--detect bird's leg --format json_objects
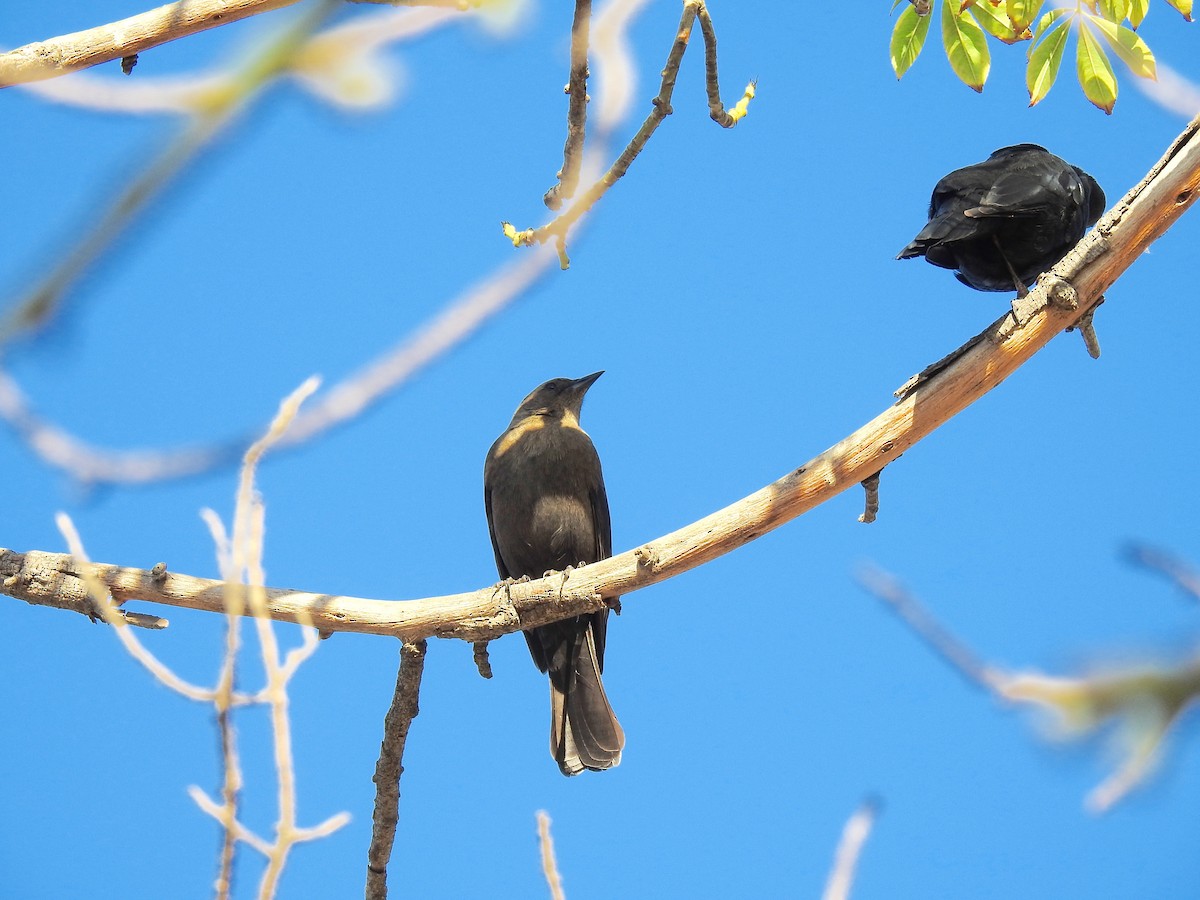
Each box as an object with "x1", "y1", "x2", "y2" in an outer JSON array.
[{"x1": 993, "y1": 234, "x2": 1029, "y2": 297}]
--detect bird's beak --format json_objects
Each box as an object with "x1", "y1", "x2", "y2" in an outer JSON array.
[{"x1": 572, "y1": 371, "x2": 604, "y2": 394}]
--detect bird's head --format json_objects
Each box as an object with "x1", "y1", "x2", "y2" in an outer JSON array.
[{"x1": 509, "y1": 371, "x2": 604, "y2": 427}]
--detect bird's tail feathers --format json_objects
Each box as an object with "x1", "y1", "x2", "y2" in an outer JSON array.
[{"x1": 550, "y1": 622, "x2": 624, "y2": 776}]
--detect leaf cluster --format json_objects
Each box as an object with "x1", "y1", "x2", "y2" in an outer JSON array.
[{"x1": 890, "y1": 0, "x2": 1192, "y2": 112}]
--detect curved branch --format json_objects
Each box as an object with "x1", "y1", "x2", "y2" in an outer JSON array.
[{"x1": 4, "y1": 112, "x2": 1199, "y2": 642}]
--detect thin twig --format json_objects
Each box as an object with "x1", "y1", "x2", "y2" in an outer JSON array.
[
  {"x1": 544, "y1": 0, "x2": 593, "y2": 210},
  {"x1": 822, "y1": 797, "x2": 881, "y2": 900},
  {"x1": 536, "y1": 811, "x2": 566, "y2": 900},
  {"x1": 366, "y1": 640, "x2": 428, "y2": 900},
  {"x1": 504, "y1": 0, "x2": 755, "y2": 267}
]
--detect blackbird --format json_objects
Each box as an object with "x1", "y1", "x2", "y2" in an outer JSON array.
[
  {"x1": 484, "y1": 372, "x2": 624, "y2": 776},
  {"x1": 898, "y1": 144, "x2": 1105, "y2": 294}
]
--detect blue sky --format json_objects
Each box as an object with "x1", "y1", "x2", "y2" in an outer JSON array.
[{"x1": 3, "y1": 2, "x2": 1199, "y2": 897}]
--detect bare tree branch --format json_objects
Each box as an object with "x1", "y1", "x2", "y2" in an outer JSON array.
[
  {"x1": 4, "y1": 111, "x2": 1200, "y2": 646},
  {"x1": 366, "y1": 640, "x2": 428, "y2": 900}
]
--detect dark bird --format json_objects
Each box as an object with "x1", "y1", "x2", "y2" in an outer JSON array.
[
  {"x1": 898, "y1": 144, "x2": 1105, "y2": 294},
  {"x1": 484, "y1": 372, "x2": 624, "y2": 776}
]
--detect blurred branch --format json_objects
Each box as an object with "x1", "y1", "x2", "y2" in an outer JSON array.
[
  {"x1": 857, "y1": 566, "x2": 1001, "y2": 691},
  {"x1": 822, "y1": 797, "x2": 880, "y2": 900},
  {"x1": 1126, "y1": 543, "x2": 1200, "y2": 602},
  {"x1": 1002, "y1": 660, "x2": 1200, "y2": 812},
  {"x1": 503, "y1": 0, "x2": 755, "y2": 268},
  {"x1": 365, "y1": 639, "x2": 428, "y2": 900},
  {"x1": 861, "y1": 563, "x2": 1200, "y2": 812},
  {"x1": 536, "y1": 811, "x2": 566, "y2": 900},
  {"x1": 0, "y1": 0, "x2": 645, "y2": 489},
  {"x1": 543, "y1": 0, "x2": 592, "y2": 210},
  {"x1": 0, "y1": 0, "x2": 343, "y2": 349}
]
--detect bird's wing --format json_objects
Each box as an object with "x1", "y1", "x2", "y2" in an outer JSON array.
[
  {"x1": 589, "y1": 480, "x2": 613, "y2": 670},
  {"x1": 968, "y1": 159, "x2": 1074, "y2": 218},
  {"x1": 483, "y1": 486, "x2": 511, "y2": 581}
]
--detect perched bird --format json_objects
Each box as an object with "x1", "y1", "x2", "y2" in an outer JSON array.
[
  {"x1": 898, "y1": 144, "x2": 1105, "y2": 294},
  {"x1": 484, "y1": 372, "x2": 624, "y2": 776}
]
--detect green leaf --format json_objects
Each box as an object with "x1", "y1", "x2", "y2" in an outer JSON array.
[
  {"x1": 1128, "y1": 0, "x2": 1149, "y2": 27},
  {"x1": 891, "y1": 6, "x2": 933, "y2": 77},
  {"x1": 1007, "y1": 0, "x2": 1045, "y2": 32},
  {"x1": 893, "y1": 0, "x2": 905, "y2": 11},
  {"x1": 1163, "y1": 0, "x2": 1193, "y2": 22},
  {"x1": 1077, "y1": 20, "x2": 1118, "y2": 113},
  {"x1": 1026, "y1": 15, "x2": 1070, "y2": 104},
  {"x1": 1098, "y1": 0, "x2": 1132, "y2": 23},
  {"x1": 942, "y1": 0, "x2": 991, "y2": 91},
  {"x1": 1029, "y1": 7, "x2": 1071, "y2": 50},
  {"x1": 1088, "y1": 14, "x2": 1157, "y2": 79},
  {"x1": 970, "y1": 0, "x2": 1031, "y2": 42}
]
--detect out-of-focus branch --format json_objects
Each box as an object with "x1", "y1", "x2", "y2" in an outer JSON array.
[
  {"x1": 857, "y1": 567, "x2": 1001, "y2": 690},
  {"x1": 822, "y1": 798, "x2": 880, "y2": 900},
  {"x1": 503, "y1": 0, "x2": 755, "y2": 268},
  {"x1": 1126, "y1": 543, "x2": 1200, "y2": 602},
  {"x1": 365, "y1": 640, "x2": 428, "y2": 900},
  {"x1": 543, "y1": 0, "x2": 593, "y2": 210},
  {"x1": 861, "y1": 564, "x2": 1200, "y2": 812},
  {"x1": 0, "y1": 0, "x2": 647, "y2": 489},
  {"x1": 0, "y1": 0, "x2": 343, "y2": 349}
]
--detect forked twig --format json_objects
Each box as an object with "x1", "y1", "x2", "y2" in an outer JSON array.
[{"x1": 503, "y1": 0, "x2": 754, "y2": 268}]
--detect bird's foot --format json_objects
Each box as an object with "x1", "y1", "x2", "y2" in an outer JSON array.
[
  {"x1": 491, "y1": 575, "x2": 530, "y2": 601},
  {"x1": 606, "y1": 597, "x2": 623, "y2": 615}
]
